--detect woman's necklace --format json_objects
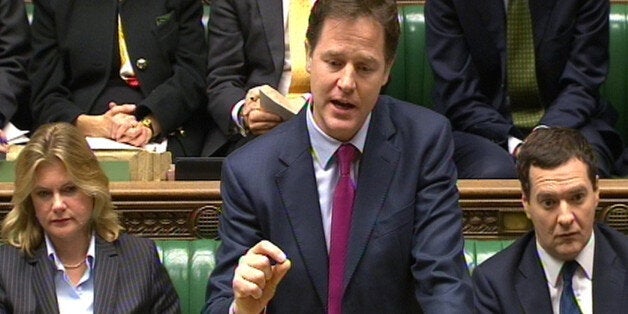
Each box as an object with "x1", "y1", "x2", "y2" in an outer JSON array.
[{"x1": 62, "y1": 259, "x2": 86, "y2": 270}]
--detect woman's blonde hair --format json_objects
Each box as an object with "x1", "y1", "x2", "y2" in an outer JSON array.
[{"x1": 1, "y1": 122, "x2": 123, "y2": 256}]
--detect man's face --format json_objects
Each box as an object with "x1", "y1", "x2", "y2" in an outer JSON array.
[
  {"x1": 522, "y1": 157, "x2": 599, "y2": 261},
  {"x1": 307, "y1": 16, "x2": 392, "y2": 142}
]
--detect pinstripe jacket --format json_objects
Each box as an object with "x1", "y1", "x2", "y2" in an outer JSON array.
[{"x1": 0, "y1": 233, "x2": 180, "y2": 313}]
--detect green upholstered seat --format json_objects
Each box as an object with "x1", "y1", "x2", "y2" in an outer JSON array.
[
  {"x1": 603, "y1": 4, "x2": 628, "y2": 144},
  {"x1": 464, "y1": 239, "x2": 516, "y2": 273},
  {"x1": 384, "y1": 5, "x2": 434, "y2": 108},
  {"x1": 154, "y1": 238, "x2": 514, "y2": 314},
  {"x1": 156, "y1": 239, "x2": 220, "y2": 314}
]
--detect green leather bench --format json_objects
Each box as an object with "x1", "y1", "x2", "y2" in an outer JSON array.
[
  {"x1": 155, "y1": 238, "x2": 514, "y2": 313},
  {"x1": 156, "y1": 239, "x2": 220, "y2": 314},
  {"x1": 464, "y1": 239, "x2": 516, "y2": 273}
]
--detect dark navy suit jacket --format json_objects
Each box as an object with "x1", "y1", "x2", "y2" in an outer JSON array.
[
  {"x1": 426, "y1": 0, "x2": 622, "y2": 157},
  {"x1": 0, "y1": 234, "x2": 180, "y2": 313},
  {"x1": 205, "y1": 95, "x2": 474, "y2": 313},
  {"x1": 472, "y1": 223, "x2": 628, "y2": 313}
]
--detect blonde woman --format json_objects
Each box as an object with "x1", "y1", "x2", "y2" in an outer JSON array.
[{"x1": 0, "y1": 122, "x2": 180, "y2": 313}]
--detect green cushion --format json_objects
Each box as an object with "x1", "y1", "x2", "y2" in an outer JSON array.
[
  {"x1": 156, "y1": 239, "x2": 220, "y2": 314},
  {"x1": 463, "y1": 239, "x2": 477, "y2": 272},
  {"x1": 471, "y1": 239, "x2": 515, "y2": 268},
  {"x1": 603, "y1": 4, "x2": 628, "y2": 143},
  {"x1": 384, "y1": 5, "x2": 434, "y2": 108}
]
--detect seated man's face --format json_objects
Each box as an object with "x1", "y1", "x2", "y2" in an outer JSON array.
[
  {"x1": 522, "y1": 157, "x2": 599, "y2": 261},
  {"x1": 307, "y1": 16, "x2": 392, "y2": 142}
]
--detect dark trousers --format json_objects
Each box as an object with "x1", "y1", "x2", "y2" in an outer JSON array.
[{"x1": 453, "y1": 125, "x2": 616, "y2": 179}]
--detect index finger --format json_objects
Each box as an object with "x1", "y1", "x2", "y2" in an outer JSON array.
[
  {"x1": 247, "y1": 240, "x2": 287, "y2": 265},
  {"x1": 252, "y1": 110, "x2": 283, "y2": 123},
  {"x1": 108, "y1": 104, "x2": 137, "y2": 115}
]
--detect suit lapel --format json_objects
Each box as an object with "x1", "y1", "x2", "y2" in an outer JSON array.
[
  {"x1": 515, "y1": 237, "x2": 553, "y2": 314},
  {"x1": 474, "y1": 0, "x2": 506, "y2": 50},
  {"x1": 529, "y1": 0, "x2": 557, "y2": 50},
  {"x1": 30, "y1": 246, "x2": 60, "y2": 314},
  {"x1": 343, "y1": 99, "x2": 400, "y2": 293},
  {"x1": 93, "y1": 236, "x2": 120, "y2": 313},
  {"x1": 79, "y1": 0, "x2": 116, "y2": 113},
  {"x1": 258, "y1": 0, "x2": 285, "y2": 81},
  {"x1": 470, "y1": 0, "x2": 506, "y2": 78},
  {"x1": 592, "y1": 228, "x2": 626, "y2": 313},
  {"x1": 276, "y1": 111, "x2": 329, "y2": 307}
]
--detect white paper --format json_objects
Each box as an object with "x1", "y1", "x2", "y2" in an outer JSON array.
[
  {"x1": 3, "y1": 122, "x2": 29, "y2": 144},
  {"x1": 86, "y1": 137, "x2": 141, "y2": 150},
  {"x1": 86, "y1": 136, "x2": 167, "y2": 153}
]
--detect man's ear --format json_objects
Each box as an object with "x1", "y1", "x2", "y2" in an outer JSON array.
[
  {"x1": 522, "y1": 193, "x2": 531, "y2": 219},
  {"x1": 305, "y1": 40, "x2": 312, "y2": 72}
]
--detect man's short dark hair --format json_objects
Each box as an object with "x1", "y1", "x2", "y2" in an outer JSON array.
[
  {"x1": 517, "y1": 127, "x2": 598, "y2": 198},
  {"x1": 306, "y1": 0, "x2": 400, "y2": 65}
]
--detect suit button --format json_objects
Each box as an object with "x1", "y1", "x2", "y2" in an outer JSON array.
[{"x1": 136, "y1": 58, "x2": 148, "y2": 70}]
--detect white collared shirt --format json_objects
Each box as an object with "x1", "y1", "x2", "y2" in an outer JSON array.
[
  {"x1": 536, "y1": 232, "x2": 594, "y2": 314},
  {"x1": 46, "y1": 233, "x2": 96, "y2": 314},
  {"x1": 305, "y1": 100, "x2": 370, "y2": 250}
]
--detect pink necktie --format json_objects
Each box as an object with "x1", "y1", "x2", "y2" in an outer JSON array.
[{"x1": 328, "y1": 143, "x2": 359, "y2": 314}]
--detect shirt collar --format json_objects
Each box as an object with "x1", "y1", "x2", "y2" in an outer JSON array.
[
  {"x1": 306, "y1": 98, "x2": 369, "y2": 169},
  {"x1": 46, "y1": 232, "x2": 96, "y2": 270},
  {"x1": 537, "y1": 231, "x2": 595, "y2": 287}
]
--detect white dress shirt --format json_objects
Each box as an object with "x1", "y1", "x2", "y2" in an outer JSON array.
[
  {"x1": 305, "y1": 99, "x2": 370, "y2": 250},
  {"x1": 537, "y1": 232, "x2": 594, "y2": 314}
]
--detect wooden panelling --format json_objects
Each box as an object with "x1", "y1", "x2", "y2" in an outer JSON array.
[
  {"x1": 0, "y1": 180, "x2": 625, "y2": 240},
  {"x1": 458, "y1": 180, "x2": 628, "y2": 239}
]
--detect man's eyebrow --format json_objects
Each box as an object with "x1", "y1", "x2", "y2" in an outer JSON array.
[
  {"x1": 535, "y1": 191, "x2": 556, "y2": 200},
  {"x1": 535, "y1": 185, "x2": 588, "y2": 199}
]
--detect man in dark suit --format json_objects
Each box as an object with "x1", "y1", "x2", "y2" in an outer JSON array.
[
  {"x1": 204, "y1": 0, "x2": 473, "y2": 313},
  {"x1": 29, "y1": 0, "x2": 210, "y2": 157},
  {"x1": 0, "y1": 0, "x2": 31, "y2": 149},
  {"x1": 426, "y1": 0, "x2": 623, "y2": 178},
  {"x1": 472, "y1": 127, "x2": 628, "y2": 313},
  {"x1": 204, "y1": 0, "x2": 313, "y2": 156}
]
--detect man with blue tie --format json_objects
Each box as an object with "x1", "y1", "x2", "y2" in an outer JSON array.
[
  {"x1": 203, "y1": 0, "x2": 473, "y2": 313},
  {"x1": 472, "y1": 127, "x2": 628, "y2": 313}
]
